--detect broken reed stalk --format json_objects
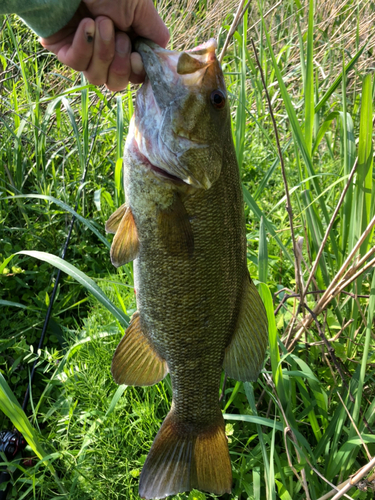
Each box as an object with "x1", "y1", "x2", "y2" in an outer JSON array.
[
  {"x1": 288, "y1": 215, "x2": 375, "y2": 349},
  {"x1": 250, "y1": 37, "x2": 304, "y2": 303},
  {"x1": 327, "y1": 456, "x2": 375, "y2": 500}
]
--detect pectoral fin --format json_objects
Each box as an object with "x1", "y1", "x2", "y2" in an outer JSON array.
[
  {"x1": 111, "y1": 312, "x2": 168, "y2": 386},
  {"x1": 157, "y1": 194, "x2": 194, "y2": 256},
  {"x1": 107, "y1": 205, "x2": 140, "y2": 267},
  {"x1": 105, "y1": 203, "x2": 127, "y2": 234},
  {"x1": 223, "y1": 275, "x2": 268, "y2": 381}
]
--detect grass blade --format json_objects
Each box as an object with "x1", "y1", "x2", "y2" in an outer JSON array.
[
  {"x1": 315, "y1": 44, "x2": 367, "y2": 114},
  {"x1": 354, "y1": 73, "x2": 374, "y2": 254},
  {"x1": 258, "y1": 283, "x2": 285, "y2": 404},
  {"x1": 258, "y1": 217, "x2": 268, "y2": 283},
  {"x1": 0, "y1": 374, "x2": 66, "y2": 494},
  {"x1": 15, "y1": 251, "x2": 129, "y2": 327},
  {"x1": 242, "y1": 185, "x2": 293, "y2": 264},
  {"x1": 304, "y1": 0, "x2": 315, "y2": 153},
  {"x1": 4, "y1": 194, "x2": 110, "y2": 249}
]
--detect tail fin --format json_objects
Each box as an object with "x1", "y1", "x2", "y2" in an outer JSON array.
[{"x1": 139, "y1": 409, "x2": 232, "y2": 499}]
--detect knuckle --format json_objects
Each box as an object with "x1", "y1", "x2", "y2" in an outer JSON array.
[
  {"x1": 98, "y1": 48, "x2": 115, "y2": 63},
  {"x1": 84, "y1": 73, "x2": 106, "y2": 86}
]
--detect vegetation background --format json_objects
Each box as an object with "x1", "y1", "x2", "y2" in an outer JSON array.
[{"x1": 1, "y1": 0, "x2": 375, "y2": 499}]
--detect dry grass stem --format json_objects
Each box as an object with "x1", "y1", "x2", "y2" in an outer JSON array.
[
  {"x1": 328, "y1": 456, "x2": 375, "y2": 500},
  {"x1": 337, "y1": 393, "x2": 372, "y2": 461},
  {"x1": 289, "y1": 216, "x2": 375, "y2": 349},
  {"x1": 263, "y1": 374, "x2": 312, "y2": 500},
  {"x1": 218, "y1": 0, "x2": 247, "y2": 63},
  {"x1": 263, "y1": 373, "x2": 356, "y2": 500}
]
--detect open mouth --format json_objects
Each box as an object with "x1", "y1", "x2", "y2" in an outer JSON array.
[
  {"x1": 132, "y1": 138, "x2": 187, "y2": 186},
  {"x1": 148, "y1": 163, "x2": 187, "y2": 185}
]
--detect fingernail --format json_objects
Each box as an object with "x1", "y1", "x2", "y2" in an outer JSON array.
[
  {"x1": 116, "y1": 37, "x2": 128, "y2": 57},
  {"x1": 99, "y1": 19, "x2": 113, "y2": 42}
]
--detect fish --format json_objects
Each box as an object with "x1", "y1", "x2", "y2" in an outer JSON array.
[{"x1": 105, "y1": 38, "x2": 268, "y2": 499}]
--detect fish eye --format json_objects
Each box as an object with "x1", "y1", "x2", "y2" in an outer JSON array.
[{"x1": 210, "y1": 90, "x2": 226, "y2": 109}]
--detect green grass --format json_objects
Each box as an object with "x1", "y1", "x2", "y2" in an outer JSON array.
[{"x1": 1, "y1": 1, "x2": 375, "y2": 499}]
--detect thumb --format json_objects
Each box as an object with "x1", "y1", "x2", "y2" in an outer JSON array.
[{"x1": 132, "y1": 0, "x2": 169, "y2": 48}]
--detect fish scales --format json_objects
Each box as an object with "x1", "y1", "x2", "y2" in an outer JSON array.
[
  {"x1": 128, "y1": 143, "x2": 245, "y2": 423},
  {"x1": 107, "y1": 38, "x2": 268, "y2": 499}
]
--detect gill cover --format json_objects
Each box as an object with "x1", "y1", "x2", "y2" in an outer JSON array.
[{"x1": 134, "y1": 39, "x2": 229, "y2": 190}]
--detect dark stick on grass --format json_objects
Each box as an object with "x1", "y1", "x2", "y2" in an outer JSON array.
[
  {"x1": 274, "y1": 289, "x2": 370, "y2": 317},
  {"x1": 250, "y1": 38, "x2": 304, "y2": 306},
  {"x1": 22, "y1": 99, "x2": 104, "y2": 412}
]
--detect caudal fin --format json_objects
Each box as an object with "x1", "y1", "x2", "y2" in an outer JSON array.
[{"x1": 139, "y1": 409, "x2": 232, "y2": 499}]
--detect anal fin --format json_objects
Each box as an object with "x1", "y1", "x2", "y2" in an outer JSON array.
[
  {"x1": 223, "y1": 274, "x2": 268, "y2": 381},
  {"x1": 107, "y1": 205, "x2": 140, "y2": 267},
  {"x1": 111, "y1": 312, "x2": 168, "y2": 386}
]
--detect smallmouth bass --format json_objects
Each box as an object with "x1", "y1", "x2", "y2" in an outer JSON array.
[{"x1": 106, "y1": 38, "x2": 268, "y2": 499}]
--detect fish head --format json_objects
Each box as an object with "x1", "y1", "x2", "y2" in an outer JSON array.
[{"x1": 133, "y1": 38, "x2": 230, "y2": 190}]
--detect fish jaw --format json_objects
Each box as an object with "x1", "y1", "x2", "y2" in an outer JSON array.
[{"x1": 133, "y1": 38, "x2": 231, "y2": 190}]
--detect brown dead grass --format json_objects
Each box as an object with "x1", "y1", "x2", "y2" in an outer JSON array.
[{"x1": 158, "y1": 0, "x2": 375, "y2": 75}]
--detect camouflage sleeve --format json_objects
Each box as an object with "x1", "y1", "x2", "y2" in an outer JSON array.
[{"x1": 0, "y1": 0, "x2": 82, "y2": 37}]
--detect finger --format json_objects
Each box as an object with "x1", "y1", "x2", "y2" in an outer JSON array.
[
  {"x1": 84, "y1": 16, "x2": 115, "y2": 86},
  {"x1": 133, "y1": 0, "x2": 170, "y2": 48},
  {"x1": 106, "y1": 32, "x2": 132, "y2": 92},
  {"x1": 129, "y1": 52, "x2": 145, "y2": 85},
  {"x1": 43, "y1": 18, "x2": 95, "y2": 72}
]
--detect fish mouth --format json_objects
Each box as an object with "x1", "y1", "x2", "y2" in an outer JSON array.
[
  {"x1": 134, "y1": 39, "x2": 178, "y2": 108},
  {"x1": 133, "y1": 38, "x2": 222, "y2": 190},
  {"x1": 131, "y1": 137, "x2": 188, "y2": 186},
  {"x1": 149, "y1": 163, "x2": 188, "y2": 185},
  {"x1": 134, "y1": 37, "x2": 218, "y2": 104}
]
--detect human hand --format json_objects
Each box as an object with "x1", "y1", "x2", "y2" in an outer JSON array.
[{"x1": 39, "y1": 0, "x2": 170, "y2": 92}]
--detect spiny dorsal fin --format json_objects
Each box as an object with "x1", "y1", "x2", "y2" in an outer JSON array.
[
  {"x1": 109, "y1": 206, "x2": 140, "y2": 267},
  {"x1": 157, "y1": 194, "x2": 194, "y2": 257},
  {"x1": 223, "y1": 274, "x2": 268, "y2": 381},
  {"x1": 105, "y1": 203, "x2": 127, "y2": 234},
  {"x1": 111, "y1": 312, "x2": 168, "y2": 386}
]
